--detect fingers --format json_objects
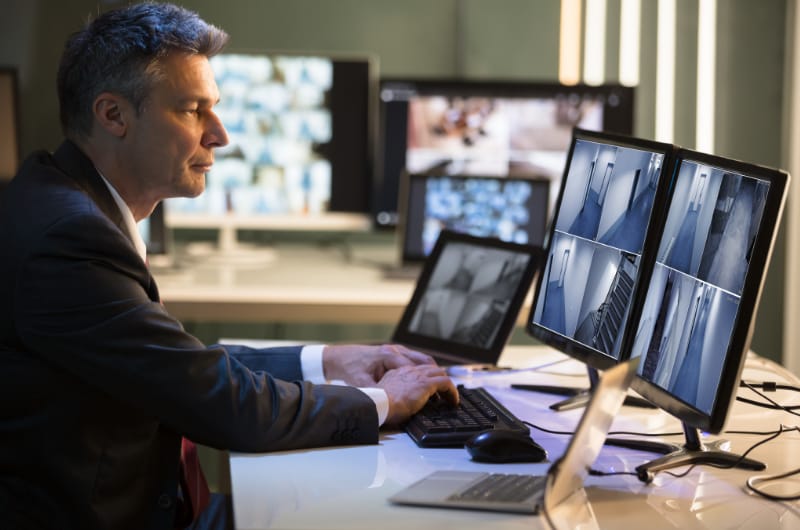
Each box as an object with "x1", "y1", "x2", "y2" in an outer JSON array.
[
  {"x1": 377, "y1": 364, "x2": 459, "y2": 426},
  {"x1": 379, "y1": 344, "x2": 437, "y2": 368}
]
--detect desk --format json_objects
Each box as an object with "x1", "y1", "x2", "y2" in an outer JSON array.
[
  {"x1": 154, "y1": 241, "x2": 415, "y2": 324},
  {"x1": 154, "y1": 241, "x2": 534, "y2": 326},
  {"x1": 229, "y1": 345, "x2": 800, "y2": 529}
]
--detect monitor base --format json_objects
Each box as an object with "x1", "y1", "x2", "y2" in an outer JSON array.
[{"x1": 635, "y1": 424, "x2": 766, "y2": 483}]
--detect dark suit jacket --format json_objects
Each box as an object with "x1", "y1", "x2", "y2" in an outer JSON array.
[{"x1": 0, "y1": 141, "x2": 378, "y2": 530}]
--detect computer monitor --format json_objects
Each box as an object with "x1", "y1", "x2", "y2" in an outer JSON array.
[
  {"x1": 398, "y1": 173, "x2": 550, "y2": 264},
  {"x1": 138, "y1": 202, "x2": 169, "y2": 256},
  {"x1": 526, "y1": 128, "x2": 675, "y2": 411},
  {"x1": 166, "y1": 51, "x2": 375, "y2": 219},
  {"x1": 628, "y1": 149, "x2": 789, "y2": 480},
  {"x1": 373, "y1": 79, "x2": 635, "y2": 228}
]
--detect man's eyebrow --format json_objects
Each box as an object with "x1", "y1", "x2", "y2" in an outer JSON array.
[{"x1": 178, "y1": 94, "x2": 220, "y2": 106}]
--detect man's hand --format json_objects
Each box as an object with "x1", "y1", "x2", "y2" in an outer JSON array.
[
  {"x1": 375, "y1": 364, "x2": 459, "y2": 427},
  {"x1": 322, "y1": 343, "x2": 437, "y2": 387}
]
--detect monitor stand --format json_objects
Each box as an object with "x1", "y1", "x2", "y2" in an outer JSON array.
[
  {"x1": 634, "y1": 423, "x2": 766, "y2": 483},
  {"x1": 514, "y1": 365, "x2": 655, "y2": 411},
  {"x1": 514, "y1": 366, "x2": 680, "y2": 455}
]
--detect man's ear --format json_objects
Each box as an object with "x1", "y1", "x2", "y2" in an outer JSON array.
[{"x1": 92, "y1": 92, "x2": 130, "y2": 138}]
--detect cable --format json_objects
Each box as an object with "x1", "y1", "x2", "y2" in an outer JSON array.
[
  {"x1": 740, "y1": 380, "x2": 800, "y2": 393},
  {"x1": 739, "y1": 381, "x2": 800, "y2": 418},
  {"x1": 746, "y1": 465, "x2": 800, "y2": 501}
]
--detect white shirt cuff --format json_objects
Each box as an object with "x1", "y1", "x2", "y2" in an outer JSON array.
[
  {"x1": 300, "y1": 344, "x2": 389, "y2": 427},
  {"x1": 300, "y1": 344, "x2": 326, "y2": 384},
  {"x1": 357, "y1": 387, "x2": 390, "y2": 427}
]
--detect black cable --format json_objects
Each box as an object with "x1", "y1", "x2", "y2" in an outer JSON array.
[
  {"x1": 740, "y1": 380, "x2": 800, "y2": 393},
  {"x1": 739, "y1": 381, "x2": 800, "y2": 418},
  {"x1": 746, "y1": 465, "x2": 800, "y2": 501}
]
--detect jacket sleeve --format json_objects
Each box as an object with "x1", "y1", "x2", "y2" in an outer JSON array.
[
  {"x1": 219, "y1": 344, "x2": 305, "y2": 382},
  {"x1": 13, "y1": 211, "x2": 378, "y2": 452}
]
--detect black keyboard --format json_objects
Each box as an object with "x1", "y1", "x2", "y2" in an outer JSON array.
[{"x1": 404, "y1": 385, "x2": 529, "y2": 447}]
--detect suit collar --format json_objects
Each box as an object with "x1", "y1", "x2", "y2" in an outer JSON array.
[{"x1": 52, "y1": 140, "x2": 126, "y2": 232}]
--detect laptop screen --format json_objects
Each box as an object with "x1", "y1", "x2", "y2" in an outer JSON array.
[{"x1": 392, "y1": 230, "x2": 542, "y2": 365}]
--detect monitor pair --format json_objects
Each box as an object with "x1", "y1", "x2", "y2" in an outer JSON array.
[{"x1": 528, "y1": 128, "x2": 789, "y2": 480}]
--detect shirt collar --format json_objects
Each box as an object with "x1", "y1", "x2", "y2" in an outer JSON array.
[{"x1": 97, "y1": 173, "x2": 148, "y2": 263}]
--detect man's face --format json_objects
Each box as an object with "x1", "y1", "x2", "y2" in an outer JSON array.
[{"x1": 122, "y1": 51, "x2": 228, "y2": 203}]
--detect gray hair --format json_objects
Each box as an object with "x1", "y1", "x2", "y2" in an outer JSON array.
[{"x1": 57, "y1": 2, "x2": 229, "y2": 138}]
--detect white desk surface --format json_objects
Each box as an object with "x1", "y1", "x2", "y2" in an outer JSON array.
[
  {"x1": 153, "y1": 241, "x2": 535, "y2": 326},
  {"x1": 154, "y1": 241, "x2": 415, "y2": 324},
  {"x1": 229, "y1": 345, "x2": 800, "y2": 530}
]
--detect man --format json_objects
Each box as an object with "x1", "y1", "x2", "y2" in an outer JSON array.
[{"x1": 0, "y1": 3, "x2": 458, "y2": 529}]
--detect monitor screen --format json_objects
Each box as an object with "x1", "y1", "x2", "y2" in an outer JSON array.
[
  {"x1": 392, "y1": 229, "x2": 543, "y2": 366},
  {"x1": 399, "y1": 173, "x2": 550, "y2": 263},
  {"x1": 166, "y1": 52, "x2": 375, "y2": 218},
  {"x1": 373, "y1": 79, "x2": 635, "y2": 227},
  {"x1": 630, "y1": 151, "x2": 789, "y2": 433},
  {"x1": 527, "y1": 129, "x2": 674, "y2": 371}
]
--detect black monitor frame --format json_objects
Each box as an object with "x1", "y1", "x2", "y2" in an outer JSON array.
[
  {"x1": 392, "y1": 229, "x2": 543, "y2": 366},
  {"x1": 526, "y1": 129, "x2": 676, "y2": 374},
  {"x1": 373, "y1": 78, "x2": 635, "y2": 228},
  {"x1": 526, "y1": 130, "x2": 790, "y2": 478},
  {"x1": 630, "y1": 149, "x2": 789, "y2": 435}
]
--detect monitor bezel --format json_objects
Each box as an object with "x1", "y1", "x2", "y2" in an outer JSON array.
[
  {"x1": 630, "y1": 149, "x2": 790, "y2": 433},
  {"x1": 373, "y1": 78, "x2": 636, "y2": 229},
  {"x1": 525, "y1": 128, "x2": 677, "y2": 371},
  {"x1": 397, "y1": 171, "x2": 551, "y2": 264},
  {"x1": 392, "y1": 229, "x2": 543, "y2": 366}
]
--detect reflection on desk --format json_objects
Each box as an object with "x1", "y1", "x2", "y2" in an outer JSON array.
[{"x1": 230, "y1": 345, "x2": 800, "y2": 530}]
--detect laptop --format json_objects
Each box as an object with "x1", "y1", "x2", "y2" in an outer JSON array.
[
  {"x1": 384, "y1": 172, "x2": 550, "y2": 279},
  {"x1": 389, "y1": 356, "x2": 641, "y2": 514},
  {"x1": 390, "y1": 229, "x2": 542, "y2": 368}
]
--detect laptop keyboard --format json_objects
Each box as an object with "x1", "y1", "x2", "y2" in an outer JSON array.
[
  {"x1": 449, "y1": 473, "x2": 547, "y2": 503},
  {"x1": 404, "y1": 385, "x2": 529, "y2": 447}
]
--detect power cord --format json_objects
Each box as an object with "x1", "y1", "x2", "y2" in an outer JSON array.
[
  {"x1": 746, "y1": 462, "x2": 800, "y2": 501},
  {"x1": 739, "y1": 381, "x2": 800, "y2": 418}
]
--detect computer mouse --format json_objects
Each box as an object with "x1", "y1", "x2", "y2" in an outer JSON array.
[{"x1": 465, "y1": 429, "x2": 547, "y2": 463}]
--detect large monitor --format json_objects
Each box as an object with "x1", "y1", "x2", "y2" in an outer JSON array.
[
  {"x1": 526, "y1": 129, "x2": 674, "y2": 410},
  {"x1": 398, "y1": 172, "x2": 550, "y2": 264},
  {"x1": 166, "y1": 51, "x2": 375, "y2": 221},
  {"x1": 373, "y1": 79, "x2": 635, "y2": 228},
  {"x1": 629, "y1": 149, "x2": 789, "y2": 480}
]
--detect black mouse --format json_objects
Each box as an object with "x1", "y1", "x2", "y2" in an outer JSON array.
[{"x1": 465, "y1": 429, "x2": 547, "y2": 463}]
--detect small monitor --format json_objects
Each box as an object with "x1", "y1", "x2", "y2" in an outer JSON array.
[
  {"x1": 630, "y1": 150, "x2": 789, "y2": 436},
  {"x1": 528, "y1": 129, "x2": 674, "y2": 371},
  {"x1": 138, "y1": 202, "x2": 169, "y2": 256},
  {"x1": 166, "y1": 51, "x2": 375, "y2": 218},
  {"x1": 373, "y1": 79, "x2": 635, "y2": 228},
  {"x1": 392, "y1": 230, "x2": 542, "y2": 366},
  {"x1": 398, "y1": 173, "x2": 550, "y2": 263}
]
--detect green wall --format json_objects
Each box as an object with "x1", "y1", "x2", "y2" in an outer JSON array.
[{"x1": 0, "y1": 0, "x2": 790, "y2": 363}]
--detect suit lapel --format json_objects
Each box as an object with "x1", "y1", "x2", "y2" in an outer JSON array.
[{"x1": 51, "y1": 140, "x2": 126, "y2": 234}]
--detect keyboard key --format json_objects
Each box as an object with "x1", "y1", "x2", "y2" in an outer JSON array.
[{"x1": 404, "y1": 385, "x2": 529, "y2": 447}]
